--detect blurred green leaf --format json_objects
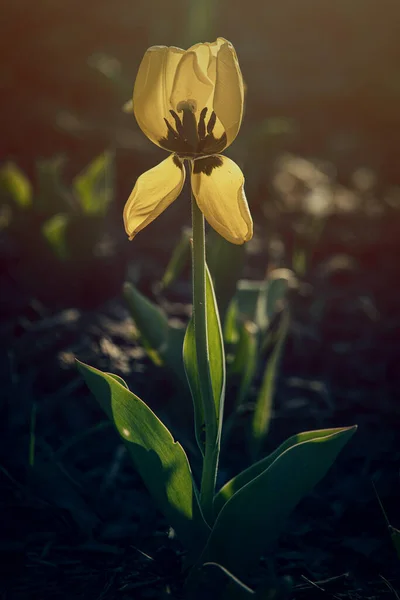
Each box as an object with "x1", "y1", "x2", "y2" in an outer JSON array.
[
  {"x1": 73, "y1": 151, "x2": 113, "y2": 216},
  {"x1": 204, "y1": 426, "x2": 357, "y2": 577},
  {"x1": 123, "y1": 281, "x2": 169, "y2": 364},
  {"x1": 0, "y1": 162, "x2": 32, "y2": 208},
  {"x1": 183, "y1": 264, "x2": 225, "y2": 455},
  {"x1": 230, "y1": 320, "x2": 258, "y2": 408},
  {"x1": 264, "y1": 269, "x2": 294, "y2": 323},
  {"x1": 208, "y1": 229, "x2": 245, "y2": 323},
  {"x1": 123, "y1": 282, "x2": 186, "y2": 382},
  {"x1": 235, "y1": 271, "x2": 293, "y2": 334},
  {"x1": 160, "y1": 227, "x2": 191, "y2": 290},
  {"x1": 36, "y1": 156, "x2": 70, "y2": 215},
  {"x1": 292, "y1": 247, "x2": 307, "y2": 277},
  {"x1": 235, "y1": 280, "x2": 266, "y2": 325},
  {"x1": 251, "y1": 309, "x2": 289, "y2": 458},
  {"x1": 77, "y1": 360, "x2": 209, "y2": 554},
  {"x1": 42, "y1": 214, "x2": 70, "y2": 260},
  {"x1": 224, "y1": 299, "x2": 240, "y2": 345}
]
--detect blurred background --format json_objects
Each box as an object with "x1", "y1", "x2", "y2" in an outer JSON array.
[
  {"x1": 1, "y1": 1, "x2": 400, "y2": 598},
  {"x1": 2, "y1": 0, "x2": 400, "y2": 308}
]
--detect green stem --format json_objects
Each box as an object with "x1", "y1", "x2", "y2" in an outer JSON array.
[{"x1": 191, "y1": 187, "x2": 218, "y2": 524}]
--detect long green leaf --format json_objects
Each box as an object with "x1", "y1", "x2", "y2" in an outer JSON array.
[
  {"x1": 42, "y1": 214, "x2": 70, "y2": 260},
  {"x1": 183, "y1": 264, "x2": 225, "y2": 455},
  {"x1": 36, "y1": 156, "x2": 69, "y2": 215},
  {"x1": 207, "y1": 229, "x2": 245, "y2": 323},
  {"x1": 73, "y1": 151, "x2": 113, "y2": 216},
  {"x1": 234, "y1": 270, "x2": 293, "y2": 334},
  {"x1": 265, "y1": 270, "x2": 294, "y2": 322},
  {"x1": 123, "y1": 282, "x2": 186, "y2": 381},
  {"x1": 230, "y1": 320, "x2": 258, "y2": 408},
  {"x1": 204, "y1": 426, "x2": 357, "y2": 576},
  {"x1": 77, "y1": 360, "x2": 209, "y2": 552},
  {"x1": 160, "y1": 227, "x2": 191, "y2": 290},
  {"x1": 235, "y1": 280, "x2": 265, "y2": 325},
  {"x1": 123, "y1": 282, "x2": 169, "y2": 362},
  {"x1": 250, "y1": 309, "x2": 289, "y2": 458},
  {"x1": 215, "y1": 426, "x2": 354, "y2": 516}
]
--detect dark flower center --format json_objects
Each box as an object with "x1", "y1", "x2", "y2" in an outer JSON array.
[{"x1": 159, "y1": 101, "x2": 227, "y2": 157}]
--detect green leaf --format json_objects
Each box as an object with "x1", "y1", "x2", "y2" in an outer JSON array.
[
  {"x1": 235, "y1": 280, "x2": 264, "y2": 324},
  {"x1": 264, "y1": 269, "x2": 294, "y2": 323},
  {"x1": 0, "y1": 162, "x2": 32, "y2": 208},
  {"x1": 108, "y1": 373, "x2": 129, "y2": 388},
  {"x1": 216, "y1": 427, "x2": 352, "y2": 515},
  {"x1": 77, "y1": 360, "x2": 209, "y2": 553},
  {"x1": 205, "y1": 426, "x2": 357, "y2": 577},
  {"x1": 223, "y1": 299, "x2": 240, "y2": 345},
  {"x1": 230, "y1": 320, "x2": 258, "y2": 408},
  {"x1": 73, "y1": 151, "x2": 113, "y2": 216},
  {"x1": 207, "y1": 229, "x2": 245, "y2": 323},
  {"x1": 42, "y1": 214, "x2": 70, "y2": 260},
  {"x1": 123, "y1": 282, "x2": 186, "y2": 382},
  {"x1": 250, "y1": 309, "x2": 289, "y2": 458},
  {"x1": 235, "y1": 271, "x2": 293, "y2": 334},
  {"x1": 183, "y1": 264, "x2": 225, "y2": 455},
  {"x1": 123, "y1": 282, "x2": 169, "y2": 363},
  {"x1": 36, "y1": 156, "x2": 70, "y2": 215},
  {"x1": 160, "y1": 227, "x2": 191, "y2": 290}
]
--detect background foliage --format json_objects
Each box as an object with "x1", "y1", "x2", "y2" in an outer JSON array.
[{"x1": 1, "y1": 1, "x2": 400, "y2": 598}]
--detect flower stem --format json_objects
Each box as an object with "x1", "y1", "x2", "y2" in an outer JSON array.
[{"x1": 191, "y1": 188, "x2": 218, "y2": 524}]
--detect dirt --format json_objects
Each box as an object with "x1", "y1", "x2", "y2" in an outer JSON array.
[{"x1": 1, "y1": 200, "x2": 400, "y2": 599}]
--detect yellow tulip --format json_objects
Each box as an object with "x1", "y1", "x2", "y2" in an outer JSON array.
[{"x1": 123, "y1": 38, "x2": 253, "y2": 245}]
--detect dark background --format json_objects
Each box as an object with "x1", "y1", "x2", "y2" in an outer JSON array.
[{"x1": 1, "y1": 1, "x2": 400, "y2": 598}]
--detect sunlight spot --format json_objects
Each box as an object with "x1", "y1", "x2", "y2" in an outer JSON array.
[{"x1": 122, "y1": 427, "x2": 131, "y2": 438}]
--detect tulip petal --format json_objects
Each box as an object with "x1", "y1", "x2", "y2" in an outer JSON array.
[
  {"x1": 134, "y1": 46, "x2": 185, "y2": 147},
  {"x1": 170, "y1": 51, "x2": 214, "y2": 115},
  {"x1": 214, "y1": 41, "x2": 244, "y2": 147},
  {"x1": 191, "y1": 156, "x2": 252, "y2": 245},
  {"x1": 123, "y1": 155, "x2": 185, "y2": 240}
]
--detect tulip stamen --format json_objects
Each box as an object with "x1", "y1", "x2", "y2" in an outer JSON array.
[
  {"x1": 197, "y1": 107, "x2": 208, "y2": 140},
  {"x1": 169, "y1": 110, "x2": 186, "y2": 138},
  {"x1": 160, "y1": 105, "x2": 226, "y2": 158},
  {"x1": 206, "y1": 111, "x2": 217, "y2": 135},
  {"x1": 164, "y1": 118, "x2": 179, "y2": 139}
]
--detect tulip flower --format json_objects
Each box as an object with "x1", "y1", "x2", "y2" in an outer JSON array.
[{"x1": 123, "y1": 38, "x2": 253, "y2": 245}]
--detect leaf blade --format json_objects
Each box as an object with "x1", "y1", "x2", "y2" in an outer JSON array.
[
  {"x1": 206, "y1": 426, "x2": 357, "y2": 576},
  {"x1": 73, "y1": 151, "x2": 114, "y2": 216},
  {"x1": 77, "y1": 360, "x2": 209, "y2": 552},
  {"x1": 183, "y1": 264, "x2": 225, "y2": 454},
  {"x1": 250, "y1": 309, "x2": 289, "y2": 458}
]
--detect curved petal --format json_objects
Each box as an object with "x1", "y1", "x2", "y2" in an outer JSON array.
[
  {"x1": 191, "y1": 156, "x2": 252, "y2": 245},
  {"x1": 186, "y1": 43, "x2": 212, "y2": 78},
  {"x1": 209, "y1": 37, "x2": 228, "y2": 58},
  {"x1": 134, "y1": 46, "x2": 185, "y2": 147},
  {"x1": 213, "y1": 41, "x2": 244, "y2": 147},
  {"x1": 170, "y1": 51, "x2": 214, "y2": 114},
  {"x1": 123, "y1": 155, "x2": 185, "y2": 240}
]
